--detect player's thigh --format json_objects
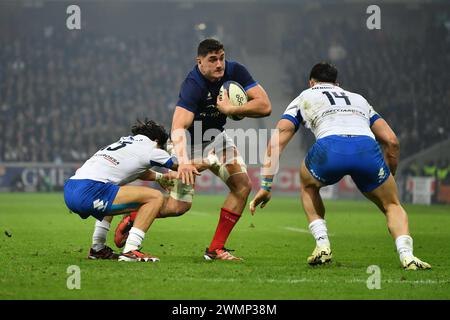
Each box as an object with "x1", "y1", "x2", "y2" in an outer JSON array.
[
  {"x1": 303, "y1": 140, "x2": 344, "y2": 187},
  {"x1": 111, "y1": 186, "x2": 163, "y2": 214},
  {"x1": 362, "y1": 174, "x2": 401, "y2": 213},
  {"x1": 220, "y1": 146, "x2": 247, "y2": 174},
  {"x1": 216, "y1": 149, "x2": 249, "y2": 192},
  {"x1": 300, "y1": 160, "x2": 323, "y2": 189},
  {"x1": 169, "y1": 178, "x2": 195, "y2": 204},
  {"x1": 350, "y1": 140, "x2": 390, "y2": 194}
]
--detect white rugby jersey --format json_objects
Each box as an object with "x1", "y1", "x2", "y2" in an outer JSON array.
[
  {"x1": 70, "y1": 134, "x2": 175, "y2": 185},
  {"x1": 282, "y1": 83, "x2": 381, "y2": 139}
]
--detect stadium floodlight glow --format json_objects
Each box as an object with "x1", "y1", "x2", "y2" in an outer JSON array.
[{"x1": 195, "y1": 23, "x2": 207, "y2": 31}]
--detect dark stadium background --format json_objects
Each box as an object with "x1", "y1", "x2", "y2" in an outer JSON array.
[{"x1": 0, "y1": 0, "x2": 449, "y2": 202}]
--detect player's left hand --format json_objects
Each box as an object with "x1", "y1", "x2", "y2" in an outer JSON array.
[
  {"x1": 216, "y1": 88, "x2": 233, "y2": 115},
  {"x1": 249, "y1": 189, "x2": 272, "y2": 215}
]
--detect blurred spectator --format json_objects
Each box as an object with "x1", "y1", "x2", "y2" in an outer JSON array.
[
  {"x1": 437, "y1": 159, "x2": 449, "y2": 182},
  {"x1": 404, "y1": 161, "x2": 423, "y2": 177},
  {"x1": 1, "y1": 3, "x2": 448, "y2": 163},
  {"x1": 0, "y1": 28, "x2": 195, "y2": 162},
  {"x1": 281, "y1": 6, "x2": 450, "y2": 158},
  {"x1": 423, "y1": 160, "x2": 437, "y2": 177}
]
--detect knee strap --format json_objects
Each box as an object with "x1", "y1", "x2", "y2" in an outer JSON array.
[{"x1": 218, "y1": 155, "x2": 247, "y2": 183}]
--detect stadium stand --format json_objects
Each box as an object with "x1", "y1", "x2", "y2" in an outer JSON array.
[
  {"x1": 0, "y1": 29, "x2": 195, "y2": 162},
  {"x1": 0, "y1": 2, "x2": 448, "y2": 179},
  {"x1": 281, "y1": 7, "x2": 450, "y2": 159}
]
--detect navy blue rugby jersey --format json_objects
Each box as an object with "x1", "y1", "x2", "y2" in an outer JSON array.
[{"x1": 176, "y1": 60, "x2": 257, "y2": 144}]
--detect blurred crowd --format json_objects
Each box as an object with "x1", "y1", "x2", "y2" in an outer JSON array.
[
  {"x1": 404, "y1": 159, "x2": 450, "y2": 183},
  {"x1": 0, "y1": 29, "x2": 194, "y2": 162},
  {"x1": 282, "y1": 9, "x2": 450, "y2": 159},
  {"x1": 1, "y1": 5, "x2": 449, "y2": 164}
]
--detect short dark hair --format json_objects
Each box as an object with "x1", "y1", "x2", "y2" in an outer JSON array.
[
  {"x1": 131, "y1": 118, "x2": 169, "y2": 147},
  {"x1": 309, "y1": 62, "x2": 338, "y2": 83},
  {"x1": 197, "y1": 38, "x2": 224, "y2": 57}
]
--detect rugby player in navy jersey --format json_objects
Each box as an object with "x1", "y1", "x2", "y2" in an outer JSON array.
[
  {"x1": 250, "y1": 62, "x2": 431, "y2": 270},
  {"x1": 171, "y1": 38, "x2": 272, "y2": 260}
]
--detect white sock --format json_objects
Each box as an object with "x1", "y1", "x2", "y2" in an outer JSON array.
[
  {"x1": 92, "y1": 219, "x2": 110, "y2": 251},
  {"x1": 123, "y1": 227, "x2": 145, "y2": 253},
  {"x1": 395, "y1": 235, "x2": 414, "y2": 261},
  {"x1": 309, "y1": 219, "x2": 330, "y2": 247}
]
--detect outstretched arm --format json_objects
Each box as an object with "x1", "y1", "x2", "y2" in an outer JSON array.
[
  {"x1": 249, "y1": 119, "x2": 296, "y2": 214},
  {"x1": 139, "y1": 169, "x2": 178, "y2": 182},
  {"x1": 171, "y1": 106, "x2": 199, "y2": 185},
  {"x1": 371, "y1": 118, "x2": 400, "y2": 175}
]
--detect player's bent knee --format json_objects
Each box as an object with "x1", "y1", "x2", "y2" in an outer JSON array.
[
  {"x1": 143, "y1": 190, "x2": 164, "y2": 207},
  {"x1": 158, "y1": 197, "x2": 192, "y2": 218},
  {"x1": 301, "y1": 182, "x2": 320, "y2": 193},
  {"x1": 230, "y1": 177, "x2": 252, "y2": 199},
  {"x1": 174, "y1": 201, "x2": 192, "y2": 216}
]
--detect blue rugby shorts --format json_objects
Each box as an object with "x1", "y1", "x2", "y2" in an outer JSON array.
[
  {"x1": 304, "y1": 135, "x2": 390, "y2": 192},
  {"x1": 63, "y1": 179, "x2": 120, "y2": 221}
]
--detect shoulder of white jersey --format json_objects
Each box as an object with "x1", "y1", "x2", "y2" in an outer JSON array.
[
  {"x1": 343, "y1": 90, "x2": 381, "y2": 124},
  {"x1": 348, "y1": 91, "x2": 377, "y2": 112},
  {"x1": 123, "y1": 134, "x2": 158, "y2": 146},
  {"x1": 338, "y1": 88, "x2": 368, "y2": 104},
  {"x1": 149, "y1": 148, "x2": 175, "y2": 169},
  {"x1": 284, "y1": 88, "x2": 311, "y2": 111}
]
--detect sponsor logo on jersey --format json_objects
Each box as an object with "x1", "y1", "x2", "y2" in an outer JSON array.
[{"x1": 94, "y1": 154, "x2": 120, "y2": 165}]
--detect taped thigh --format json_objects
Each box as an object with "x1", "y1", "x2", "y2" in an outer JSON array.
[
  {"x1": 169, "y1": 179, "x2": 195, "y2": 203},
  {"x1": 218, "y1": 155, "x2": 247, "y2": 183}
]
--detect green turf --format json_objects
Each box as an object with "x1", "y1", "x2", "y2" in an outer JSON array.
[{"x1": 0, "y1": 193, "x2": 449, "y2": 299}]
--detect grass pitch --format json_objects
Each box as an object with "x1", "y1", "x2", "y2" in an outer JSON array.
[{"x1": 0, "y1": 193, "x2": 449, "y2": 300}]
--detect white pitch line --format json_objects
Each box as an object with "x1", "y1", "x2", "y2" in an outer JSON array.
[
  {"x1": 283, "y1": 227, "x2": 310, "y2": 234},
  {"x1": 176, "y1": 277, "x2": 449, "y2": 285},
  {"x1": 283, "y1": 226, "x2": 334, "y2": 236}
]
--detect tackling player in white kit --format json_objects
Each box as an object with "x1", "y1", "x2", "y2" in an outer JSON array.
[
  {"x1": 250, "y1": 62, "x2": 431, "y2": 270},
  {"x1": 64, "y1": 119, "x2": 214, "y2": 262}
]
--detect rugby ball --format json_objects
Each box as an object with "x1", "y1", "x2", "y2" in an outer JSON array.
[{"x1": 219, "y1": 81, "x2": 247, "y2": 121}]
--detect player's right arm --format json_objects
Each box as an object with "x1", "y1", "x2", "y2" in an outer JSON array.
[
  {"x1": 171, "y1": 106, "x2": 199, "y2": 185},
  {"x1": 250, "y1": 118, "x2": 297, "y2": 214},
  {"x1": 172, "y1": 77, "x2": 205, "y2": 185},
  {"x1": 371, "y1": 118, "x2": 400, "y2": 175}
]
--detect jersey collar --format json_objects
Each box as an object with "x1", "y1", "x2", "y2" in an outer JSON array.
[{"x1": 313, "y1": 82, "x2": 336, "y2": 88}]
